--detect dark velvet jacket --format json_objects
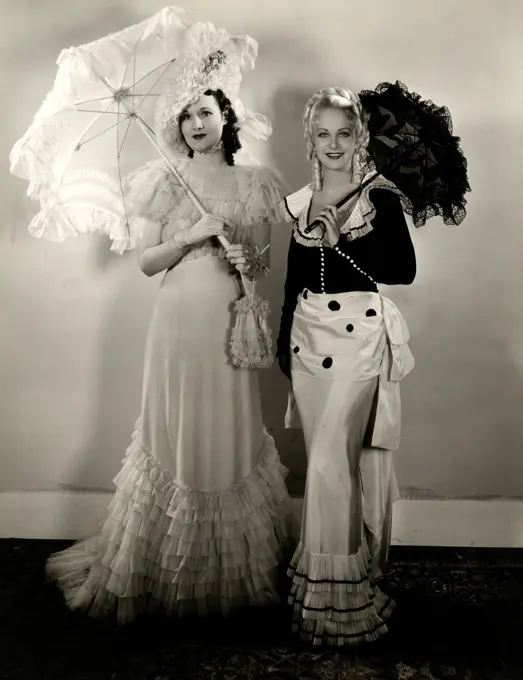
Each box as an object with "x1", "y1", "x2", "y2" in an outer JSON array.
[{"x1": 276, "y1": 188, "x2": 417, "y2": 357}]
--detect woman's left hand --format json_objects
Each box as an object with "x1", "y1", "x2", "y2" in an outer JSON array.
[{"x1": 225, "y1": 243, "x2": 258, "y2": 278}]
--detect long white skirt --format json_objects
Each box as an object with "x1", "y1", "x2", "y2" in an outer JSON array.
[
  {"x1": 287, "y1": 289, "x2": 403, "y2": 646},
  {"x1": 47, "y1": 254, "x2": 298, "y2": 623}
]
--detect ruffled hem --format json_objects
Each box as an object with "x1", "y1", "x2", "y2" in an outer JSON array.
[
  {"x1": 287, "y1": 542, "x2": 396, "y2": 647},
  {"x1": 46, "y1": 422, "x2": 299, "y2": 624},
  {"x1": 241, "y1": 165, "x2": 287, "y2": 226},
  {"x1": 21, "y1": 168, "x2": 136, "y2": 254}
]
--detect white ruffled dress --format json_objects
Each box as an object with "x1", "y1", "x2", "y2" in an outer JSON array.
[{"x1": 46, "y1": 154, "x2": 299, "y2": 623}]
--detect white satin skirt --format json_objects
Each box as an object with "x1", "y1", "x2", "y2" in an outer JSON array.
[{"x1": 285, "y1": 288, "x2": 413, "y2": 646}]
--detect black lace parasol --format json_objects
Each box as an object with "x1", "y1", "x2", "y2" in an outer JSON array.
[{"x1": 306, "y1": 80, "x2": 471, "y2": 233}]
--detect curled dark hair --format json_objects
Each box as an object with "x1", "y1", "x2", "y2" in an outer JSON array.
[{"x1": 181, "y1": 89, "x2": 242, "y2": 166}]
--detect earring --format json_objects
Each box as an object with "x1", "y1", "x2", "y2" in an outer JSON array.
[
  {"x1": 312, "y1": 153, "x2": 323, "y2": 191},
  {"x1": 350, "y1": 145, "x2": 364, "y2": 184}
]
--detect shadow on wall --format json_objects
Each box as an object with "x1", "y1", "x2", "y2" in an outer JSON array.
[
  {"x1": 243, "y1": 33, "x2": 336, "y2": 495},
  {"x1": 64, "y1": 2, "x2": 159, "y2": 500},
  {"x1": 257, "y1": 82, "x2": 316, "y2": 497},
  {"x1": 1, "y1": 5, "x2": 157, "y2": 537},
  {"x1": 57, "y1": 241, "x2": 154, "y2": 530},
  {"x1": 4, "y1": 2, "x2": 146, "y2": 78}
]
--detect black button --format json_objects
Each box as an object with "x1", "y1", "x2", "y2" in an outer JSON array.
[
  {"x1": 322, "y1": 357, "x2": 333, "y2": 369},
  {"x1": 303, "y1": 290, "x2": 308, "y2": 299},
  {"x1": 293, "y1": 346, "x2": 300, "y2": 354},
  {"x1": 328, "y1": 301, "x2": 341, "y2": 311},
  {"x1": 346, "y1": 324, "x2": 354, "y2": 332},
  {"x1": 366, "y1": 309, "x2": 377, "y2": 317}
]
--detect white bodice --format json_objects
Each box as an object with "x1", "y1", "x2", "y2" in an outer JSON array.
[{"x1": 125, "y1": 155, "x2": 284, "y2": 262}]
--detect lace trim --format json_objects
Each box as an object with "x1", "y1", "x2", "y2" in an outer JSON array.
[
  {"x1": 123, "y1": 160, "x2": 285, "y2": 252},
  {"x1": 283, "y1": 185, "x2": 313, "y2": 222},
  {"x1": 340, "y1": 174, "x2": 405, "y2": 241},
  {"x1": 174, "y1": 240, "x2": 242, "y2": 277},
  {"x1": 177, "y1": 241, "x2": 223, "y2": 266},
  {"x1": 288, "y1": 175, "x2": 405, "y2": 249},
  {"x1": 294, "y1": 208, "x2": 324, "y2": 248},
  {"x1": 45, "y1": 421, "x2": 299, "y2": 622}
]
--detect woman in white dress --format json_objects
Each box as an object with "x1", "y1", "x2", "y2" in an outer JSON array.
[
  {"x1": 46, "y1": 33, "x2": 298, "y2": 624},
  {"x1": 276, "y1": 88, "x2": 416, "y2": 646}
]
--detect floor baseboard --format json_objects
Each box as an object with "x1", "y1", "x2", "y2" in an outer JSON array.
[{"x1": 1, "y1": 491, "x2": 522, "y2": 548}]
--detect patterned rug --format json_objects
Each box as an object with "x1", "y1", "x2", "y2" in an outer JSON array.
[{"x1": 1, "y1": 541, "x2": 521, "y2": 679}]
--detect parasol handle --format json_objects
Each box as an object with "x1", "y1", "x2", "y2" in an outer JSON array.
[
  {"x1": 96, "y1": 75, "x2": 231, "y2": 251},
  {"x1": 133, "y1": 113, "x2": 231, "y2": 251},
  {"x1": 133, "y1": 114, "x2": 206, "y2": 216},
  {"x1": 304, "y1": 136, "x2": 425, "y2": 234},
  {"x1": 97, "y1": 75, "x2": 221, "y2": 232},
  {"x1": 304, "y1": 172, "x2": 379, "y2": 234}
]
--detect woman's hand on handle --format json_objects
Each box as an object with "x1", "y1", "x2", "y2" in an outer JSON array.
[
  {"x1": 314, "y1": 205, "x2": 341, "y2": 248},
  {"x1": 173, "y1": 214, "x2": 231, "y2": 248},
  {"x1": 225, "y1": 243, "x2": 256, "y2": 277},
  {"x1": 139, "y1": 214, "x2": 231, "y2": 278},
  {"x1": 225, "y1": 243, "x2": 270, "y2": 280}
]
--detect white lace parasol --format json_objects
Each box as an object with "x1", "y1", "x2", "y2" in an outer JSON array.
[{"x1": 9, "y1": 5, "x2": 273, "y2": 253}]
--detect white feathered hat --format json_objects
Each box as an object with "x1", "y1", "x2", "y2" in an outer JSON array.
[{"x1": 155, "y1": 21, "x2": 272, "y2": 154}]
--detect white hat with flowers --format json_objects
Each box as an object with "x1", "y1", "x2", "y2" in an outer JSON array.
[{"x1": 155, "y1": 20, "x2": 272, "y2": 155}]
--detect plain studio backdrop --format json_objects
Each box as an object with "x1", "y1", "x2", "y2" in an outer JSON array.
[{"x1": 1, "y1": 0, "x2": 522, "y2": 545}]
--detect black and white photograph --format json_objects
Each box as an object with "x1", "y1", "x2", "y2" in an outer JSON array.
[{"x1": 1, "y1": 1, "x2": 522, "y2": 678}]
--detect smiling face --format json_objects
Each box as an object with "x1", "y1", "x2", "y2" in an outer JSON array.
[
  {"x1": 312, "y1": 107, "x2": 357, "y2": 173},
  {"x1": 179, "y1": 94, "x2": 225, "y2": 153}
]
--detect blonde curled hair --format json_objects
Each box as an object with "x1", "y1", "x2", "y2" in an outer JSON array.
[{"x1": 303, "y1": 87, "x2": 370, "y2": 190}]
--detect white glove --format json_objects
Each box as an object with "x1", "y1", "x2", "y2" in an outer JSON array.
[{"x1": 172, "y1": 214, "x2": 230, "y2": 248}]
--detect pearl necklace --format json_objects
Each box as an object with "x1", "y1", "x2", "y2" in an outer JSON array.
[{"x1": 319, "y1": 244, "x2": 376, "y2": 294}]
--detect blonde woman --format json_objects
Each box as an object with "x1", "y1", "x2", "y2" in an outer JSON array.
[{"x1": 277, "y1": 87, "x2": 416, "y2": 646}]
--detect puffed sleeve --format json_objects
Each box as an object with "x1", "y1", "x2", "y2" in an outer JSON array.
[
  {"x1": 118, "y1": 160, "x2": 180, "y2": 252},
  {"x1": 244, "y1": 165, "x2": 288, "y2": 225}
]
